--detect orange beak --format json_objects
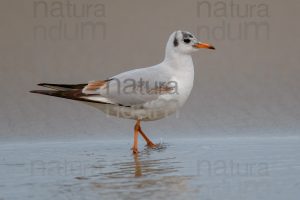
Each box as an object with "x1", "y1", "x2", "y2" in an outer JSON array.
[{"x1": 193, "y1": 42, "x2": 215, "y2": 50}]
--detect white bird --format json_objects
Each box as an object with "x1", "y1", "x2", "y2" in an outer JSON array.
[{"x1": 31, "y1": 30, "x2": 215, "y2": 153}]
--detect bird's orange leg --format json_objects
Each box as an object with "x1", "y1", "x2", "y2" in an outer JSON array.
[
  {"x1": 131, "y1": 120, "x2": 140, "y2": 154},
  {"x1": 138, "y1": 123, "x2": 157, "y2": 148}
]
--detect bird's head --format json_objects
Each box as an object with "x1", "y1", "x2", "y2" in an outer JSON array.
[{"x1": 166, "y1": 30, "x2": 215, "y2": 56}]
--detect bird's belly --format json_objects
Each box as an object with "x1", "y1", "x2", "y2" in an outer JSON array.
[{"x1": 85, "y1": 98, "x2": 179, "y2": 121}]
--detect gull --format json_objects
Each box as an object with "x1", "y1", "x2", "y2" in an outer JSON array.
[{"x1": 31, "y1": 30, "x2": 215, "y2": 153}]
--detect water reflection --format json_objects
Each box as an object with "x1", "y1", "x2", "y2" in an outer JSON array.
[
  {"x1": 133, "y1": 154, "x2": 142, "y2": 177},
  {"x1": 81, "y1": 144, "x2": 197, "y2": 199},
  {"x1": 102, "y1": 144, "x2": 180, "y2": 178}
]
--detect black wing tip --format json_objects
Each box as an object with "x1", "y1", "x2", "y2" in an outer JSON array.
[
  {"x1": 29, "y1": 89, "x2": 112, "y2": 105},
  {"x1": 30, "y1": 90, "x2": 40, "y2": 94},
  {"x1": 37, "y1": 83, "x2": 87, "y2": 89},
  {"x1": 37, "y1": 83, "x2": 58, "y2": 87},
  {"x1": 30, "y1": 90, "x2": 55, "y2": 95},
  {"x1": 37, "y1": 83, "x2": 48, "y2": 86}
]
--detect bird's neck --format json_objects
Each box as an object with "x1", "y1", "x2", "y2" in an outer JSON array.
[{"x1": 163, "y1": 50, "x2": 194, "y2": 70}]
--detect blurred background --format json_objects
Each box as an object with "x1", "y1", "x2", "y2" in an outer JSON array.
[{"x1": 0, "y1": 0, "x2": 299, "y2": 141}]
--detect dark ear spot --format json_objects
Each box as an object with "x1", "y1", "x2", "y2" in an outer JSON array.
[
  {"x1": 173, "y1": 37, "x2": 178, "y2": 47},
  {"x1": 184, "y1": 39, "x2": 191, "y2": 43}
]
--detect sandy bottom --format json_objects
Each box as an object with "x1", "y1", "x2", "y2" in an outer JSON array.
[{"x1": 0, "y1": 137, "x2": 299, "y2": 200}]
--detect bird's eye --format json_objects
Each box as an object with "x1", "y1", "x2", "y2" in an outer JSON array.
[{"x1": 184, "y1": 39, "x2": 191, "y2": 44}]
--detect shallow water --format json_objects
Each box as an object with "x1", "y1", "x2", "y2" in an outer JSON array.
[{"x1": 0, "y1": 137, "x2": 300, "y2": 200}]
